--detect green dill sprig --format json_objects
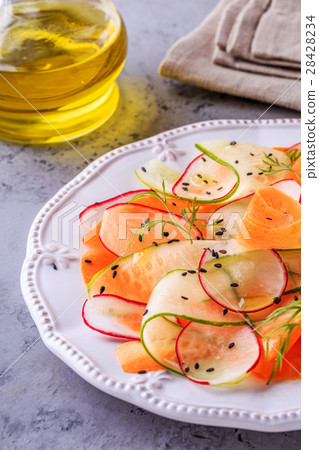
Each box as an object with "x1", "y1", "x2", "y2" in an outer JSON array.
[
  {"x1": 259, "y1": 147, "x2": 301, "y2": 182},
  {"x1": 254, "y1": 300, "x2": 301, "y2": 384}
]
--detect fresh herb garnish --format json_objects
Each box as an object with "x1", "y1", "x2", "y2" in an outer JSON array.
[{"x1": 259, "y1": 147, "x2": 301, "y2": 182}]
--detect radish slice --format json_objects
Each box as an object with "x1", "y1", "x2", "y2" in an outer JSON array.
[
  {"x1": 196, "y1": 140, "x2": 291, "y2": 201},
  {"x1": 82, "y1": 294, "x2": 147, "y2": 340},
  {"x1": 141, "y1": 269, "x2": 247, "y2": 375},
  {"x1": 206, "y1": 179, "x2": 302, "y2": 240},
  {"x1": 99, "y1": 203, "x2": 202, "y2": 257},
  {"x1": 172, "y1": 154, "x2": 238, "y2": 203},
  {"x1": 176, "y1": 322, "x2": 260, "y2": 385},
  {"x1": 198, "y1": 241, "x2": 288, "y2": 313},
  {"x1": 277, "y1": 249, "x2": 301, "y2": 294},
  {"x1": 80, "y1": 189, "x2": 151, "y2": 229}
]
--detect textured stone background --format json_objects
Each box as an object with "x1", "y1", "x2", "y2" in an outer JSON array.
[{"x1": 0, "y1": 0, "x2": 300, "y2": 448}]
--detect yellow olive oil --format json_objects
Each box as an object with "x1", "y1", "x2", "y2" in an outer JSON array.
[{"x1": 0, "y1": 1, "x2": 127, "y2": 143}]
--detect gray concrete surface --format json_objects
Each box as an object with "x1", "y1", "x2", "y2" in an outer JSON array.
[{"x1": 0, "y1": 0, "x2": 300, "y2": 448}]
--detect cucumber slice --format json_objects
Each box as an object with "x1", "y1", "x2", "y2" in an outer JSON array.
[
  {"x1": 83, "y1": 294, "x2": 146, "y2": 340},
  {"x1": 141, "y1": 269, "x2": 246, "y2": 374},
  {"x1": 88, "y1": 240, "x2": 216, "y2": 301},
  {"x1": 196, "y1": 140, "x2": 291, "y2": 202},
  {"x1": 135, "y1": 159, "x2": 181, "y2": 195},
  {"x1": 198, "y1": 240, "x2": 288, "y2": 313},
  {"x1": 176, "y1": 322, "x2": 260, "y2": 385}
]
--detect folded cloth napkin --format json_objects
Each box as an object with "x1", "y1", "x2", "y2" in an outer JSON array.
[
  {"x1": 159, "y1": 0, "x2": 300, "y2": 110},
  {"x1": 251, "y1": 0, "x2": 301, "y2": 63},
  {"x1": 213, "y1": 0, "x2": 301, "y2": 78}
]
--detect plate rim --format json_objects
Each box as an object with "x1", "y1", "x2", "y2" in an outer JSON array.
[{"x1": 20, "y1": 118, "x2": 301, "y2": 432}]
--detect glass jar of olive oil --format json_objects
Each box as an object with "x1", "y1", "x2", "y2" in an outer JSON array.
[{"x1": 0, "y1": 0, "x2": 127, "y2": 143}]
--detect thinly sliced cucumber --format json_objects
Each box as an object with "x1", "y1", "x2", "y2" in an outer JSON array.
[
  {"x1": 176, "y1": 322, "x2": 260, "y2": 385},
  {"x1": 198, "y1": 240, "x2": 288, "y2": 313},
  {"x1": 87, "y1": 240, "x2": 217, "y2": 300},
  {"x1": 82, "y1": 294, "x2": 146, "y2": 340},
  {"x1": 141, "y1": 269, "x2": 246, "y2": 374},
  {"x1": 196, "y1": 140, "x2": 291, "y2": 202},
  {"x1": 135, "y1": 159, "x2": 181, "y2": 195}
]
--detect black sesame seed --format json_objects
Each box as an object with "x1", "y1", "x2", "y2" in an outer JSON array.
[
  {"x1": 184, "y1": 367, "x2": 190, "y2": 373},
  {"x1": 203, "y1": 180, "x2": 208, "y2": 184},
  {"x1": 258, "y1": 172, "x2": 264, "y2": 175},
  {"x1": 85, "y1": 259, "x2": 92, "y2": 263},
  {"x1": 217, "y1": 186, "x2": 223, "y2": 191},
  {"x1": 221, "y1": 227, "x2": 227, "y2": 232},
  {"x1": 223, "y1": 309, "x2": 228, "y2": 316},
  {"x1": 143, "y1": 309, "x2": 148, "y2": 316},
  {"x1": 201, "y1": 157, "x2": 206, "y2": 162},
  {"x1": 196, "y1": 236, "x2": 201, "y2": 240},
  {"x1": 181, "y1": 296, "x2": 188, "y2": 300},
  {"x1": 273, "y1": 297, "x2": 281, "y2": 304},
  {"x1": 112, "y1": 270, "x2": 117, "y2": 278},
  {"x1": 206, "y1": 192, "x2": 211, "y2": 195},
  {"x1": 172, "y1": 202, "x2": 177, "y2": 206},
  {"x1": 111, "y1": 264, "x2": 118, "y2": 270},
  {"x1": 214, "y1": 263, "x2": 222, "y2": 268},
  {"x1": 212, "y1": 250, "x2": 216, "y2": 257},
  {"x1": 235, "y1": 160, "x2": 239, "y2": 164},
  {"x1": 163, "y1": 231, "x2": 169, "y2": 237},
  {"x1": 250, "y1": 152, "x2": 255, "y2": 156},
  {"x1": 100, "y1": 286, "x2": 105, "y2": 294},
  {"x1": 266, "y1": 217, "x2": 273, "y2": 221},
  {"x1": 199, "y1": 268, "x2": 207, "y2": 273},
  {"x1": 230, "y1": 283, "x2": 238, "y2": 287},
  {"x1": 268, "y1": 153, "x2": 273, "y2": 157},
  {"x1": 138, "y1": 235, "x2": 143, "y2": 242},
  {"x1": 197, "y1": 174, "x2": 202, "y2": 178},
  {"x1": 144, "y1": 218, "x2": 150, "y2": 224},
  {"x1": 152, "y1": 242, "x2": 158, "y2": 246},
  {"x1": 52, "y1": 263, "x2": 57, "y2": 270},
  {"x1": 181, "y1": 272, "x2": 187, "y2": 276},
  {"x1": 215, "y1": 231, "x2": 223, "y2": 236},
  {"x1": 206, "y1": 367, "x2": 215, "y2": 372},
  {"x1": 141, "y1": 167, "x2": 146, "y2": 172},
  {"x1": 138, "y1": 370, "x2": 147, "y2": 374},
  {"x1": 182, "y1": 182, "x2": 190, "y2": 186},
  {"x1": 294, "y1": 295, "x2": 298, "y2": 301},
  {"x1": 168, "y1": 239, "x2": 180, "y2": 243},
  {"x1": 219, "y1": 249, "x2": 227, "y2": 254},
  {"x1": 182, "y1": 187, "x2": 189, "y2": 192},
  {"x1": 216, "y1": 219, "x2": 223, "y2": 224},
  {"x1": 247, "y1": 172, "x2": 253, "y2": 176},
  {"x1": 228, "y1": 342, "x2": 235, "y2": 349},
  {"x1": 194, "y1": 363, "x2": 200, "y2": 370},
  {"x1": 188, "y1": 270, "x2": 196, "y2": 274},
  {"x1": 230, "y1": 140, "x2": 237, "y2": 146},
  {"x1": 214, "y1": 252, "x2": 219, "y2": 259}
]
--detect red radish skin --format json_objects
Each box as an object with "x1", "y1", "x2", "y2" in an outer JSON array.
[
  {"x1": 99, "y1": 202, "x2": 202, "y2": 257},
  {"x1": 80, "y1": 189, "x2": 152, "y2": 227},
  {"x1": 172, "y1": 154, "x2": 238, "y2": 202},
  {"x1": 285, "y1": 142, "x2": 301, "y2": 152},
  {"x1": 82, "y1": 295, "x2": 147, "y2": 341},
  {"x1": 198, "y1": 249, "x2": 288, "y2": 314},
  {"x1": 175, "y1": 322, "x2": 261, "y2": 385}
]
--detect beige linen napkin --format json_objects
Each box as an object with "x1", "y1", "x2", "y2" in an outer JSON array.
[
  {"x1": 159, "y1": 0, "x2": 300, "y2": 110},
  {"x1": 214, "y1": 0, "x2": 300, "y2": 77},
  {"x1": 251, "y1": 0, "x2": 301, "y2": 63}
]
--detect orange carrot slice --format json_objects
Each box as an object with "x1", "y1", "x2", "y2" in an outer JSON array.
[
  {"x1": 115, "y1": 340, "x2": 164, "y2": 373},
  {"x1": 81, "y1": 248, "x2": 117, "y2": 286},
  {"x1": 238, "y1": 186, "x2": 301, "y2": 249}
]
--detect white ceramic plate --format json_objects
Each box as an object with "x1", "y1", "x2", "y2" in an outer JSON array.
[{"x1": 21, "y1": 118, "x2": 301, "y2": 432}]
